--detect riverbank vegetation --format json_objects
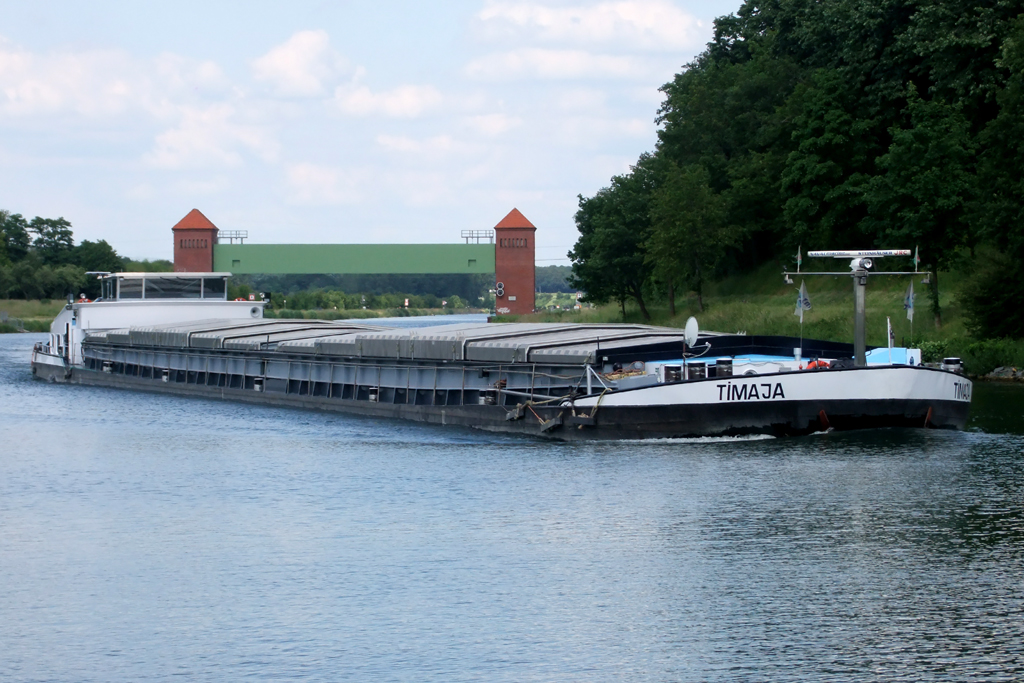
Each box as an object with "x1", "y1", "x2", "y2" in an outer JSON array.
[
  {"x1": 565, "y1": 0, "x2": 1024, "y2": 352},
  {"x1": 228, "y1": 280, "x2": 490, "y2": 314},
  {"x1": 505, "y1": 262, "x2": 1024, "y2": 375},
  {"x1": 0, "y1": 209, "x2": 174, "y2": 300}
]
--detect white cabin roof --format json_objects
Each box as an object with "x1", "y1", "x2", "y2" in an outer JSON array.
[{"x1": 102, "y1": 272, "x2": 233, "y2": 279}]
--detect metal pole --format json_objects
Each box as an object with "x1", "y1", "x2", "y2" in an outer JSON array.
[{"x1": 853, "y1": 270, "x2": 867, "y2": 367}]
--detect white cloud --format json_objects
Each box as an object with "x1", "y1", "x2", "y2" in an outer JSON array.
[
  {"x1": 550, "y1": 115, "x2": 651, "y2": 144},
  {"x1": 0, "y1": 39, "x2": 144, "y2": 117},
  {"x1": 464, "y1": 48, "x2": 646, "y2": 81},
  {"x1": 465, "y1": 113, "x2": 522, "y2": 135},
  {"x1": 376, "y1": 134, "x2": 470, "y2": 154},
  {"x1": 475, "y1": 0, "x2": 703, "y2": 51},
  {"x1": 285, "y1": 162, "x2": 366, "y2": 205},
  {"x1": 251, "y1": 30, "x2": 347, "y2": 97},
  {"x1": 334, "y1": 83, "x2": 442, "y2": 118},
  {"x1": 155, "y1": 53, "x2": 230, "y2": 97},
  {"x1": 553, "y1": 87, "x2": 608, "y2": 111},
  {"x1": 0, "y1": 38, "x2": 282, "y2": 170},
  {"x1": 126, "y1": 183, "x2": 155, "y2": 201},
  {"x1": 0, "y1": 38, "x2": 235, "y2": 121},
  {"x1": 173, "y1": 177, "x2": 230, "y2": 195},
  {"x1": 146, "y1": 104, "x2": 279, "y2": 169},
  {"x1": 386, "y1": 170, "x2": 455, "y2": 207}
]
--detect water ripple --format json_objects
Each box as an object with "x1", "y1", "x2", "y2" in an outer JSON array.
[{"x1": 2, "y1": 333, "x2": 1023, "y2": 681}]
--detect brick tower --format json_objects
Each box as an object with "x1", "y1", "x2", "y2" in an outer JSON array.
[
  {"x1": 172, "y1": 209, "x2": 218, "y2": 272},
  {"x1": 494, "y1": 208, "x2": 536, "y2": 315}
]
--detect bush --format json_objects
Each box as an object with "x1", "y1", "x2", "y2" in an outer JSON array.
[
  {"x1": 316, "y1": 310, "x2": 346, "y2": 320},
  {"x1": 959, "y1": 339, "x2": 1024, "y2": 376},
  {"x1": 918, "y1": 340, "x2": 949, "y2": 363},
  {"x1": 914, "y1": 337, "x2": 1024, "y2": 375}
]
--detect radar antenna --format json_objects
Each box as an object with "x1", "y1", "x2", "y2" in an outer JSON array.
[{"x1": 784, "y1": 250, "x2": 928, "y2": 367}]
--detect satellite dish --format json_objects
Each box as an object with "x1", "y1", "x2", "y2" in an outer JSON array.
[{"x1": 684, "y1": 317, "x2": 699, "y2": 347}]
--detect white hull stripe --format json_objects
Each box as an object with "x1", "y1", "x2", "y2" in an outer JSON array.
[{"x1": 576, "y1": 366, "x2": 972, "y2": 408}]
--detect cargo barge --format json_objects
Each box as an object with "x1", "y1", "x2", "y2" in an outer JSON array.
[{"x1": 30, "y1": 271, "x2": 972, "y2": 440}]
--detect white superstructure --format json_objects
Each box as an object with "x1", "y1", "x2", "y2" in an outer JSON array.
[{"x1": 38, "y1": 272, "x2": 263, "y2": 368}]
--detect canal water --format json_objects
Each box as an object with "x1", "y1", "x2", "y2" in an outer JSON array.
[{"x1": 1, "y1": 330, "x2": 1022, "y2": 681}]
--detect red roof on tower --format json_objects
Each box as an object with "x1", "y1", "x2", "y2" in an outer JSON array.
[
  {"x1": 494, "y1": 208, "x2": 535, "y2": 229},
  {"x1": 172, "y1": 208, "x2": 219, "y2": 231}
]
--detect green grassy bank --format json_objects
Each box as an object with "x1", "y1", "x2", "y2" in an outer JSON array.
[{"x1": 0, "y1": 299, "x2": 64, "y2": 332}]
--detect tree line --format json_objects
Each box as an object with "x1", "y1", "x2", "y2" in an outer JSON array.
[
  {"x1": 232, "y1": 272, "x2": 495, "y2": 305},
  {"x1": 228, "y1": 282, "x2": 481, "y2": 312},
  {"x1": 569, "y1": 0, "x2": 1024, "y2": 338},
  {"x1": 0, "y1": 209, "x2": 170, "y2": 300}
]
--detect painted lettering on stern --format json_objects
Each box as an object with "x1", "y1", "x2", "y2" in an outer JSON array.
[
  {"x1": 716, "y1": 381, "x2": 785, "y2": 401},
  {"x1": 953, "y1": 381, "x2": 972, "y2": 401}
]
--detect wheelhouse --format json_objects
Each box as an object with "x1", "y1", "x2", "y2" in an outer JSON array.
[{"x1": 99, "y1": 273, "x2": 231, "y2": 301}]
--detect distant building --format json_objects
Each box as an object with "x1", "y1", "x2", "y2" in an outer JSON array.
[
  {"x1": 493, "y1": 208, "x2": 536, "y2": 316},
  {"x1": 172, "y1": 209, "x2": 217, "y2": 273},
  {"x1": 171, "y1": 207, "x2": 537, "y2": 314}
]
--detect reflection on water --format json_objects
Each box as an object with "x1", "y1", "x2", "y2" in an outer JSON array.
[
  {"x1": 968, "y1": 380, "x2": 1024, "y2": 434},
  {"x1": 2, "y1": 332, "x2": 1023, "y2": 681}
]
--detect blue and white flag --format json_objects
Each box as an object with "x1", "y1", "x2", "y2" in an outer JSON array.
[
  {"x1": 887, "y1": 316, "x2": 895, "y2": 363},
  {"x1": 795, "y1": 281, "x2": 811, "y2": 323},
  {"x1": 904, "y1": 281, "x2": 914, "y2": 322}
]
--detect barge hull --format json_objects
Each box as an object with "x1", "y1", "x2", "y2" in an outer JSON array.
[{"x1": 33, "y1": 362, "x2": 970, "y2": 440}]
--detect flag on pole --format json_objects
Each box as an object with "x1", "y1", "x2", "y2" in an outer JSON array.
[
  {"x1": 795, "y1": 281, "x2": 811, "y2": 323},
  {"x1": 796, "y1": 245, "x2": 802, "y2": 272},
  {"x1": 913, "y1": 246, "x2": 920, "y2": 272},
  {"x1": 904, "y1": 281, "x2": 915, "y2": 322},
  {"x1": 887, "y1": 316, "x2": 895, "y2": 363}
]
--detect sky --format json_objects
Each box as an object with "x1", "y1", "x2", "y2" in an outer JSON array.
[{"x1": 0, "y1": 0, "x2": 740, "y2": 263}]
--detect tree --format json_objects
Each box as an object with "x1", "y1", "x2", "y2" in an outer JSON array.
[
  {"x1": 781, "y1": 68, "x2": 883, "y2": 250},
  {"x1": 121, "y1": 258, "x2": 173, "y2": 272},
  {"x1": 646, "y1": 164, "x2": 731, "y2": 313},
  {"x1": 21, "y1": 263, "x2": 54, "y2": 299},
  {"x1": 975, "y1": 16, "x2": 1024, "y2": 265},
  {"x1": 865, "y1": 84, "x2": 976, "y2": 326},
  {"x1": 10, "y1": 258, "x2": 40, "y2": 298},
  {"x1": 0, "y1": 265, "x2": 12, "y2": 298},
  {"x1": 70, "y1": 240, "x2": 124, "y2": 297},
  {"x1": 52, "y1": 265, "x2": 88, "y2": 299},
  {"x1": 30, "y1": 216, "x2": 75, "y2": 265},
  {"x1": 957, "y1": 16, "x2": 1024, "y2": 339},
  {"x1": 568, "y1": 154, "x2": 658, "y2": 320},
  {"x1": 73, "y1": 239, "x2": 125, "y2": 273},
  {"x1": 535, "y1": 265, "x2": 573, "y2": 293},
  {"x1": 0, "y1": 213, "x2": 7, "y2": 265},
  {"x1": 657, "y1": 42, "x2": 802, "y2": 268},
  {"x1": 1, "y1": 211, "x2": 31, "y2": 263},
  {"x1": 960, "y1": 249, "x2": 1024, "y2": 338}
]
